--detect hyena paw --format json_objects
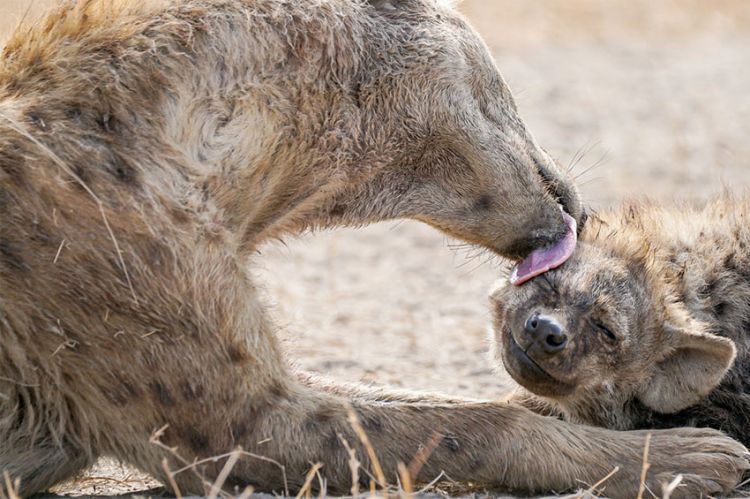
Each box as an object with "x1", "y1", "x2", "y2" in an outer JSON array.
[{"x1": 638, "y1": 427, "x2": 749, "y2": 498}]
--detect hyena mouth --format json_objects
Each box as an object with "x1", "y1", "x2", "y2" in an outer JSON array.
[
  {"x1": 505, "y1": 334, "x2": 575, "y2": 397},
  {"x1": 509, "y1": 209, "x2": 577, "y2": 286},
  {"x1": 535, "y1": 154, "x2": 581, "y2": 224}
]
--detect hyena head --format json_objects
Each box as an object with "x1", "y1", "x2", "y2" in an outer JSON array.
[
  {"x1": 489, "y1": 216, "x2": 736, "y2": 427},
  {"x1": 317, "y1": 0, "x2": 584, "y2": 259}
]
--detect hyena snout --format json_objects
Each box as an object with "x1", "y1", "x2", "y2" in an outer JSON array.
[
  {"x1": 537, "y1": 155, "x2": 587, "y2": 231},
  {"x1": 525, "y1": 312, "x2": 568, "y2": 354}
]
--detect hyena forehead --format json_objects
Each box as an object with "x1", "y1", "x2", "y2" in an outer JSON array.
[{"x1": 525, "y1": 248, "x2": 630, "y2": 298}]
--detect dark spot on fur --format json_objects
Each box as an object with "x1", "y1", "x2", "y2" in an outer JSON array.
[
  {"x1": 244, "y1": 397, "x2": 272, "y2": 435},
  {"x1": 178, "y1": 427, "x2": 210, "y2": 455},
  {"x1": 216, "y1": 113, "x2": 231, "y2": 129},
  {"x1": 0, "y1": 140, "x2": 26, "y2": 184},
  {"x1": 99, "y1": 114, "x2": 115, "y2": 133},
  {"x1": 29, "y1": 221, "x2": 53, "y2": 246},
  {"x1": 441, "y1": 432, "x2": 460, "y2": 453},
  {"x1": 305, "y1": 405, "x2": 338, "y2": 431},
  {"x1": 0, "y1": 188, "x2": 9, "y2": 212},
  {"x1": 446, "y1": 16, "x2": 471, "y2": 31},
  {"x1": 181, "y1": 381, "x2": 204, "y2": 401},
  {"x1": 713, "y1": 301, "x2": 728, "y2": 317},
  {"x1": 122, "y1": 380, "x2": 139, "y2": 399},
  {"x1": 232, "y1": 421, "x2": 248, "y2": 441},
  {"x1": 143, "y1": 240, "x2": 171, "y2": 269},
  {"x1": 104, "y1": 379, "x2": 139, "y2": 406},
  {"x1": 329, "y1": 203, "x2": 347, "y2": 218},
  {"x1": 227, "y1": 344, "x2": 250, "y2": 364},
  {"x1": 150, "y1": 381, "x2": 175, "y2": 407},
  {"x1": 303, "y1": 406, "x2": 343, "y2": 452},
  {"x1": 268, "y1": 380, "x2": 288, "y2": 399},
  {"x1": 349, "y1": 80, "x2": 364, "y2": 108},
  {"x1": 26, "y1": 111, "x2": 47, "y2": 130},
  {"x1": 326, "y1": 430, "x2": 342, "y2": 450},
  {"x1": 473, "y1": 194, "x2": 493, "y2": 211},
  {"x1": 104, "y1": 389, "x2": 128, "y2": 406},
  {"x1": 106, "y1": 154, "x2": 138, "y2": 185},
  {"x1": 724, "y1": 253, "x2": 738, "y2": 271},
  {"x1": 357, "y1": 409, "x2": 383, "y2": 433},
  {"x1": 469, "y1": 456, "x2": 484, "y2": 471},
  {"x1": 66, "y1": 106, "x2": 83, "y2": 124},
  {"x1": 71, "y1": 163, "x2": 90, "y2": 184},
  {"x1": 0, "y1": 239, "x2": 29, "y2": 272},
  {"x1": 168, "y1": 205, "x2": 191, "y2": 225}
]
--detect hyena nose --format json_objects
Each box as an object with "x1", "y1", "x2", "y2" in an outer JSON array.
[{"x1": 524, "y1": 312, "x2": 568, "y2": 354}]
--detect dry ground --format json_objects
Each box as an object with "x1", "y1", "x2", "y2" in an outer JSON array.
[{"x1": 3, "y1": 0, "x2": 750, "y2": 495}]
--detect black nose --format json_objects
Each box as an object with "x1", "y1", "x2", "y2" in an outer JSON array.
[{"x1": 525, "y1": 312, "x2": 568, "y2": 353}]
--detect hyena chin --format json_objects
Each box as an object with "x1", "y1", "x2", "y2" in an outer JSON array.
[{"x1": 491, "y1": 194, "x2": 750, "y2": 445}]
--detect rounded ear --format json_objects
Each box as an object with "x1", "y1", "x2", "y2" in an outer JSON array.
[{"x1": 638, "y1": 324, "x2": 736, "y2": 414}]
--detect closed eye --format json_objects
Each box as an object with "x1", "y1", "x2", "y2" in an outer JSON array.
[{"x1": 595, "y1": 322, "x2": 618, "y2": 342}]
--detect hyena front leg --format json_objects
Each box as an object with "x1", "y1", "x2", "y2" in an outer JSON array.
[
  {"x1": 296, "y1": 371, "x2": 477, "y2": 404},
  {"x1": 152, "y1": 360, "x2": 749, "y2": 498},
  {"x1": 0, "y1": 437, "x2": 93, "y2": 496},
  {"x1": 67, "y1": 247, "x2": 746, "y2": 498}
]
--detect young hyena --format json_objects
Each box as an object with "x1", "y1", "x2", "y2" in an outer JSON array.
[
  {"x1": 491, "y1": 194, "x2": 750, "y2": 450},
  {"x1": 1, "y1": 0, "x2": 747, "y2": 497}
]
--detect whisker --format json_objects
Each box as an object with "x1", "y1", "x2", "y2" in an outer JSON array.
[
  {"x1": 573, "y1": 151, "x2": 609, "y2": 181},
  {"x1": 566, "y1": 139, "x2": 600, "y2": 175},
  {"x1": 578, "y1": 176, "x2": 604, "y2": 187}
]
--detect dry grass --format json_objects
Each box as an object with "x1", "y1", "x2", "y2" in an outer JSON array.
[{"x1": 1, "y1": 472, "x2": 20, "y2": 499}]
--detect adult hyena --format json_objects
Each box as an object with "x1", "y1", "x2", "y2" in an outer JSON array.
[{"x1": 0, "y1": 0, "x2": 746, "y2": 497}]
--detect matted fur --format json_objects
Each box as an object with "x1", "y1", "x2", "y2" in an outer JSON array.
[{"x1": 0, "y1": 1, "x2": 747, "y2": 497}]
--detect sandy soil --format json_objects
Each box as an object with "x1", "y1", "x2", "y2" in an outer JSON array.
[{"x1": 3, "y1": 0, "x2": 750, "y2": 495}]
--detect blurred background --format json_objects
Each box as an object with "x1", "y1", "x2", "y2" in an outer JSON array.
[{"x1": 3, "y1": 0, "x2": 750, "y2": 494}]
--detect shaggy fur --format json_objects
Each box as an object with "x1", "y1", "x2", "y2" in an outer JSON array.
[
  {"x1": 1, "y1": 1, "x2": 747, "y2": 497},
  {"x1": 492, "y1": 193, "x2": 750, "y2": 448}
]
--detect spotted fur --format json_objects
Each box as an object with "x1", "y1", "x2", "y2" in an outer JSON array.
[{"x1": 0, "y1": 1, "x2": 746, "y2": 497}]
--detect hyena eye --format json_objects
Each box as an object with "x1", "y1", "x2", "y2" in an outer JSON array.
[{"x1": 595, "y1": 322, "x2": 618, "y2": 342}]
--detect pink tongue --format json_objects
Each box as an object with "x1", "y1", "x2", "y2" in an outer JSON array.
[{"x1": 509, "y1": 211, "x2": 577, "y2": 286}]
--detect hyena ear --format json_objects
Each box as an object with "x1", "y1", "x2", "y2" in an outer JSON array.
[{"x1": 638, "y1": 322, "x2": 736, "y2": 414}]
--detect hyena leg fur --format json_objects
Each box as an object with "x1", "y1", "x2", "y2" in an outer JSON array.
[
  {"x1": 147, "y1": 363, "x2": 750, "y2": 498},
  {"x1": 0, "y1": 438, "x2": 93, "y2": 494},
  {"x1": 93, "y1": 281, "x2": 746, "y2": 499}
]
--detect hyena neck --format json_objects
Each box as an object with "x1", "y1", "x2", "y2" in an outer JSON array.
[
  {"x1": 0, "y1": 0, "x2": 375, "y2": 249},
  {"x1": 625, "y1": 367, "x2": 750, "y2": 447},
  {"x1": 515, "y1": 385, "x2": 638, "y2": 431}
]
